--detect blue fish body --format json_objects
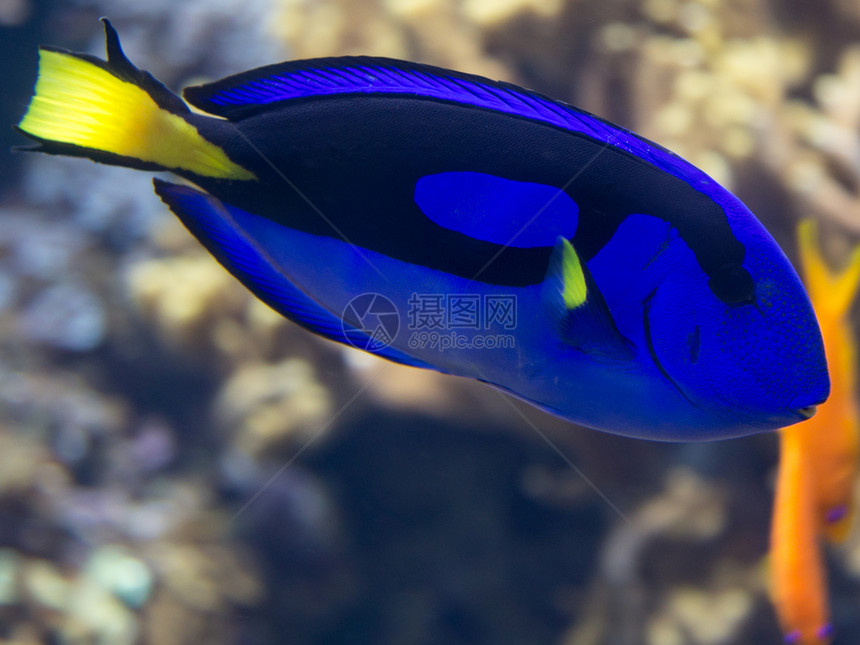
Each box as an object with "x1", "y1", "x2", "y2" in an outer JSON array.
[{"x1": 16, "y1": 21, "x2": 829, "y2": 440}]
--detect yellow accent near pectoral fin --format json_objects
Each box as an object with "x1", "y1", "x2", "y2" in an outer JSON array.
[
  {"x1": 542, "y1": 236, "x2": 631, "y2": 359},
  {"x1": 18, "y1": 49, "x2": 255, "y2": 181},
  {"x1": 560, "y1": 237, "x2": 587, "y2": 309}
]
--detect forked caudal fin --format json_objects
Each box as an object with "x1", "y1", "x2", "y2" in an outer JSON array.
[{"x1": 16, "y1": 19, "x2": 255, "y2": 181}]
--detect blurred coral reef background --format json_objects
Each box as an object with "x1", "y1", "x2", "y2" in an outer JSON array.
[{"x1": 1, "y1": 0, "x2": 860, "y2": 643}]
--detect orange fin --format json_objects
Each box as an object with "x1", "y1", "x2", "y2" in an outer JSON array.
[
  {"x1": 797, "y1": 219, "x2": 860, "y2": 318},
  {"x1": 770, "y1": 427, "x2": 833, "y2": 644}
]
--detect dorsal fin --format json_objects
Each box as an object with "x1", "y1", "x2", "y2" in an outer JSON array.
[
  {"x1": 181, "y1": 56, "x2": 709, "y2": 190},
  {"x1": 183, "y1": 55, "x2": 564, "y2": 121}
]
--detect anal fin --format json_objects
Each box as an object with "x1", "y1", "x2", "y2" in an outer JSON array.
[{"x1": 152, "y1": 179, "x2": 433, "y2": 370}]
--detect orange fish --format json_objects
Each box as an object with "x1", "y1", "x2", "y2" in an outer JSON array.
[
  {"x1": 796, "y1": 219, "x2": 860, "y2": 542},
  {"x1": 769, "y1": 219, "x2": 860, "y2": 643},
  {"x1": 771, "y1": 424, "x2": 833, "y2": 644}
]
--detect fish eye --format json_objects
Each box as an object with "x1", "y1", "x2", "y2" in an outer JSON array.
[
  {"x1": 709, "y1": 264, "x2": 755, "y2": 305},
  {"x1": 796, "y1": 405, "x2": 818, "y2": 420}
]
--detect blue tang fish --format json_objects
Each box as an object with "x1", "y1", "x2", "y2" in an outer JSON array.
[{"x1": 16, "y1": 20, "x2": 829, "y2": 440}]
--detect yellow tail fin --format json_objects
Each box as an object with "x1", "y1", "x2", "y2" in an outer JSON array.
[{"x1": 17, "y1": 19, "x2": 255, "y2": 182}]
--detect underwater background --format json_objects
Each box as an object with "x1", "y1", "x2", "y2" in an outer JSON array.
[{"x1": 2, "y1": 0, "x2": 860, "y2": 643}]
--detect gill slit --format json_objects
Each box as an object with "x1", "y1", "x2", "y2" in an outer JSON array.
[{"x1": 643, "y1": 288, "x2": 696, "y2": 406}]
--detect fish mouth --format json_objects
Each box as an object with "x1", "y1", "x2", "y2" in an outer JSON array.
[
  {"x1": 795, "y1": 405, "x2": 818, "y2": 420},
  {"x1": 786, "y1": 390, "x2": 826, "y2": 422}
]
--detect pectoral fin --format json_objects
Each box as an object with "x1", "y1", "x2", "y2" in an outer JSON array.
[{"x1": 542, "y1": 236, "x2": 632, "y2": 359}]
